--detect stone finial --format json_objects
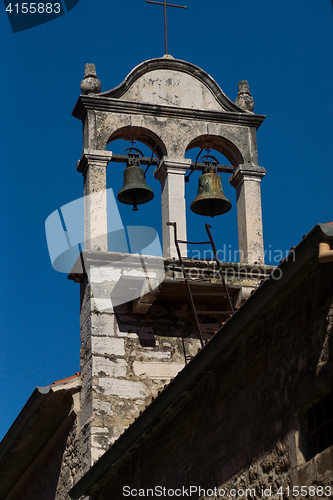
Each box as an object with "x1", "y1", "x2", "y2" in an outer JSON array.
[
  {"x1": 235, "y1": 80, "x2": 254, "y2": 112},
  {"x1": 80, "y1": 63, "x2": 102, "y2": 95}
]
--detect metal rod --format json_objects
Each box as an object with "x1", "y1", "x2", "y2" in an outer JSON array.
[
  {"x1": 146, "y1": 0, "x2": 186, "y2": 55},
  {"x1": 177, "y1": 240, "x2": 211, "y2": 245},
  {"x1": 110, "y1": 154, "x2": 232, "y2": 173},
  {"x1": 185, "y1": 147, "x2": 204, "y2": 182},
  {"x1": 181, "y1": 336, "x2": 186, "y2": 364},
  {"x1": 194, "y1": 163, "x2": 233, "y2": 173},
  {"x1": 145, "y1": 143, "x2": 158, "y2": 175},
  {"x1": 110, "y1": 154, "x2": 159, "y2": 166},
  {"x1": 167, "y1": 222, "x2": 204, "y2": 347},
  {"x1": 146, "y1": 0, "x2": 186, "y2": 8},
  {"x1": 164, "y1": 0, "x2": 168, "y2": 54},
  {"x1": 205, "y1": 223, "x2": 234, "y2": 314}
]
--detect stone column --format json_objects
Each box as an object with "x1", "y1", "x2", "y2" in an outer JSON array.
[
  {"x1": 229, "y1": 163, "x2": 266, "y2": 265},
  {"x1": 154, "y1": 157, "x2": 191, "y2": 258},
  {"x1": 77, "y1": 149, "x2": 113, "y2": 252}
]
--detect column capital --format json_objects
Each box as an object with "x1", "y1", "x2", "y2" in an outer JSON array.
[
  {"x1": 229, "y1": 163, "x2": 266, "y2": 190},
  {"x1": 77, "y1": 149, "x2": 113, "y2": 175},
  {"x1": 154, "y1": 156, "x2": 191, "y2": 182}
]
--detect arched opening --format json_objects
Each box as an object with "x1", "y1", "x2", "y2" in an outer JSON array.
[
  {"x1": 183, "y1": 144, "x2": 240, "y2": 262},
  {"x1": 105, "y1": 134, "x2": 163, "y2": 255},
  {"x1": 186, "y1": 135, "x2": 243, "y2": 168},
  {"x1": 107, "y1": 126, "x2": 167, "y2": 161}
]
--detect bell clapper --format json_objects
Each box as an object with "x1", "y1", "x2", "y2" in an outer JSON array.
[{"x1": 133, "y1": 204, "x2": 138, "y2": 211}]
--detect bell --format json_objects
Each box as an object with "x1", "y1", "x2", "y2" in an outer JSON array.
[
  {"x1": 190, "y1": 172, "x2": 232, "y2": 217},
  {"x1": 117, "y1": 165, "x2": 154, "y2": 210}
]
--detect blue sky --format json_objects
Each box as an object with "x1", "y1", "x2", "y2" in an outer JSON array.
[{"x1": 0, "y1": 0, "x2": 332, "y2": 440}]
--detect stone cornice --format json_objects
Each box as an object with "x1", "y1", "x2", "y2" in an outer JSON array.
[
  {"x1": 154, "y1": 157, "x2": 191, "y2": 182},
  {"x1": 76, "y1": 149, "x2": 113, "y2": 175},
  {"x1": 72, "y1": 95, "x2": 266, "y2": 130},
  {"x1": 67, "y1": 249, "x2": 275, "y2": 284},
  {"x1": 229, "y1": 163, "x2": 266, "y2": 189}
]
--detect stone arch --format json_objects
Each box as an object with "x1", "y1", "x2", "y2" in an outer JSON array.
[
  {"x1": 186, "y1": 135, "x2": 243, "y2": 168},
  {"x1": 107, "y1": 126, "x2": 167, "y2": 160}
]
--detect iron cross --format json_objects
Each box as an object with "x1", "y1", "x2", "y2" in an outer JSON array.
[{"x1": 146, "y1": 0, "x2": 187, "y2": 55}]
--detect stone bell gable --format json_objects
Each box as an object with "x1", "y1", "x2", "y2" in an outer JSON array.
[{"x1": 73, "y1": 57, "x2": 266, "y2": 263}]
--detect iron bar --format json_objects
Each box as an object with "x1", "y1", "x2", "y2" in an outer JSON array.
[
  {"x1": 181, "y1": 337, "x2": 193, "y2": 365},
  {"x1": 110, "y1": 154, "x2": 158, "y2": 166},
  {"x1": 146, "y1": 0, "x2": 186, "y2": 55},
  {"x1": 205, "y1": 223, "x2": 234, "y2": 314},
  {"x1": 145, "y1": 142, "x2": 159, "y2": 175},
  {"x1": 190, "y1": 163, "x2": 233, "y2": 173},
  {"x1": 167, "y1": 222, "x2": 204, "y2": 347},
  {"x1": 109, "y1": 154, "x2": 232, "y2": 173},
  {"x1": 146, "y1": 1, "x2": 186, "y2": 9},
  {"x1": 177, "y1": 240, "x2": 211, "y2": 245},
  {"x1": 164, "y1": 0, "x2": 168, "y2": 55},
  {"x1": 184, "y1": 147, "x2": 204, "y2": 182},
  {"x1": 167, "y1": 222, "x2": 235, "y2": 350}
]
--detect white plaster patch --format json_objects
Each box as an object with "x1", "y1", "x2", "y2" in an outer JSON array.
[
  {"x1": 122, "y1": 269, "x2": 159, "y2": 279},
  {"x1": 98, "y1": 378, "x2": 149, "y2": 398},
  {"x1": 122, "y1": 268, "x2": 148, "y2": 277},
  {"x1": 91, "y1": 426, "x2": 110, "y2": 434},
  {"x1": 92, "y1": 357, "x2": 127, "y2": 377},
  {"x1": 133, "y1": 362, "x2": 185, "y2": 379},
  {"x1": 133, "y1": 350, "x2": 171, "y2": 360},
  {"x1": 92, "y1": 336, "x2": 125, "y2": 356},
  {"x1": 131, "y1": 115, "x2": 143, "y2": 128},
  {"x1": 127, "y1": 332, "x2": 139, "y2": 339},
  {"x1": 117, "y1": 330, "x2": 129, "y2": 337},
  {"x1": 90, "y1": 298, "x2": 113, "y2": 312},
  {"x1": 90, "y1": 266, "x2": 121, "y2": 283}
]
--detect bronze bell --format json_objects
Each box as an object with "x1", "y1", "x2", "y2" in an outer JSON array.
[
  {"x1": 117, "y1": 164, "x2": 154, "y2": 211},
  {"x1": 190, "y1": 172, "x2": 232, "y2": 217}
]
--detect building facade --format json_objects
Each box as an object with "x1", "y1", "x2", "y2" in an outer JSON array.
[{"x1": 1, "y1": 57, "x2": 333, "y2": 500}]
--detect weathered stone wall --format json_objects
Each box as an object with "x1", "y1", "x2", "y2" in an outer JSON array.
[
  {"x1": 94, "y1": 260, "x2": 333, "y2": 500},
  {"x1": 55, "y1": 418, "x2": 81, "y2": 500},
  {"x1": 77, "y1": 267, "x2": 201, "y2": 474}
]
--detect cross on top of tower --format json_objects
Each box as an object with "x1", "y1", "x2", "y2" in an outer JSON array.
[{"x1": 146, "y1": 0, "x2": 186, "y2": 55}]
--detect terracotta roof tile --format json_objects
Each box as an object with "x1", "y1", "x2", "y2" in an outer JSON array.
[{"x1": 52, "y1": 372, "x2": 80, "y2": 386}]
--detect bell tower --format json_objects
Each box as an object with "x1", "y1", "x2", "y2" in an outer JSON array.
[
  {"x1": 74, "y1": 58, "x2": 266, "y2": 263},
  {"x1": 69, "y1": 57, "x2": 271, "y2": 475}
]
